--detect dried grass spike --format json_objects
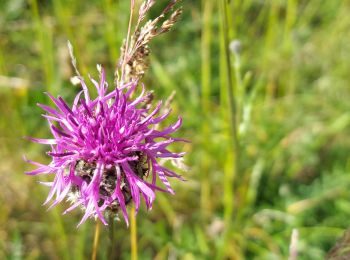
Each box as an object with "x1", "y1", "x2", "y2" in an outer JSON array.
[
  {"x1": 67, "y1": 41, "x2": 81, "y2": 77},
  {"x1": 160, "y1": 8, "x2": 183, "y2": 34}
]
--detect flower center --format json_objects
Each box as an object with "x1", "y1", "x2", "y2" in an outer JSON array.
[{"x1": 71, "y1": 152, "x2": 148, "y2": 213}]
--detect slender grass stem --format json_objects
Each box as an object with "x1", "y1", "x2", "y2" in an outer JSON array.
[
  {"x1": 52, "y1": 0, "x2": 85, "y2": 76},
  {"x1": 284, "y1": 0, "x2": 297, "y2": 95},
  {"x1": 91, "y1": 221, "x2": 101, "y2": 260},
  {"x1": 233, "y1": 49, "x2": 244, "y2": 130},
  {"x1": 201, "y1": 0, "x2": 213, "y2": 104},
  {"x1": 220, "y1": 0, "x2": 239, "y2": 211},
  {"x1": 130, "y1": 205, "x2": 138, "y2": 260},
  {"x1": 103, "y1": 0, "x2": 120, "y2": 66},
  {"x1": 220, "y1": 2, "x2": 238, "y2": 142},
  {"x1": 30, "y1": 0, "x2": 56, "y2": 94},
  {"x1": 200, "y1": 0, "x2": 213, "y2": 220},
  {"x1": 74, "y1": 224, "x2": 87, "y2": 260},
  {"x1": 218, "y1": 0, "x2": 240, "y2": 258},
  {"x1": 0, "y1": 46, "x2": 6, "y2": 75},
  {"x1": 108, "y1": 215, "x2": 115, "y2": 259},
  {"x1": 121, "y1": 1, "x2": 135, "y2": 83},
  {"x1": 265, "y1": 3, "x2": 279, "y2": 100},
  {"x1": 284, "y1": 0, "x2": 297, "y2": 49}
]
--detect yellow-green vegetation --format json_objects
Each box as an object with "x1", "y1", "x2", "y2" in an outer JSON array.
[{"x1": 1, "y1": 0, "x2": 350, "y2": 259}]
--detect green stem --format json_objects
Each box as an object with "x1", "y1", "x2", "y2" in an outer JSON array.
[
  {"x1": 91, "y1": 221, "x2": 101, "y2": 260},
  {"x1": 130, "y1": 205, "x2": 138, "y2": 260},
  {"x1": 30, "y1": 0, "x2": 56, "y2": 94},
  {"x1": 103, "y1": 0, "x2": 120, "y2": 67},
  {"x1": 220, "y1": 0, "x2": 239, "y2": 158},
  {"x1": 200, "y1": 0, "x2": 214, "y2": 220},
  {"x1": 52, "y1": 0, "x2": 85, "y2": 76},
  {"x1": 108, "y1": 214, "x2": 115, "y2": 259},
  {"x1": 218, "y1": 0, "x2": 240, "y2": 258},
  {"x1": 120, "y1": 0, "x2": 135, "y2": 84}
]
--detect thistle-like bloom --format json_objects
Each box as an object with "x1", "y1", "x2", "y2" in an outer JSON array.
[{"x1": 25, "y1": 68, "x2": 185, "y2": 226}]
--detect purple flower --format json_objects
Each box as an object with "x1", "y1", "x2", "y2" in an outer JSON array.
[{"x1": 25, "y1": 68, "x2": 185, "y2": 226}]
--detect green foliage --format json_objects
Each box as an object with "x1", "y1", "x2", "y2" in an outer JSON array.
[{"x1": 0, "y1": 0, "x2": 349, "y2": 258}]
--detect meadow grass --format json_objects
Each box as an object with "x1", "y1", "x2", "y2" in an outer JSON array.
[{"x1": 0, "y1": 0, "x2": 350, "y2": 259}]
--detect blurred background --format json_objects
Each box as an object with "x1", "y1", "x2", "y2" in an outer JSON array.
[{"x1": 1, "y1": 0, "x2": 350, "y2": 259}]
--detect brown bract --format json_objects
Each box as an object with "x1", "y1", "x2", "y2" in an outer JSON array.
[{"x1": 71, "y1": 152, "x2": 148, "y2": 214}]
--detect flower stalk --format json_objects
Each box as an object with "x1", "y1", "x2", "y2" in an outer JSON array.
[
  {"x1": 91, "y1": 221, "x2": 100, "y2": 260},
  {"x1": 130, "y1": 205, "x2": 138, "y2": 260}
]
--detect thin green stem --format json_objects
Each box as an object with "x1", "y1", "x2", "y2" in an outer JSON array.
[
  {"x1": 0, "y1": 45, "x2": 6, "y2": 75},
  {"x1": 130, "y1": 205, "x2": 138, "y2": 260},
  {"x1": 30, "y1": 0, "x2": 56, "y2": 94},
  {"x1": 220, "y1": 0, "x2": 239, "y2": 156},
  {"x1": 91, "y1": 221, "x2": 101, "y2": 260},
  {"x1": 220, "y1": 0, "x2": 239, "y2": 184},
  {"x1": 284, "y1": 0, "x2": 297, "y2": 95},
  {"x1": 200, "y1": 0, "x2": 213, "y2": 220},
  {"x1": 233, "y1": 49, "x2": 243, "y2": 126},
  {"x1": 108, "y1": 215, "x2": 115, "y2": 259},
  {"x1": 103, "y1": 0, "x2": 120, "y2": 66},
  {"x1": 218, "y1": 0, "x2": 240, "y2": 258},
  {"x1": 52, "y1": 0, "x2": 85, "y2": 76},
  {"x1": 120, "y1": 1, "x2": 135, "y2": 84}
]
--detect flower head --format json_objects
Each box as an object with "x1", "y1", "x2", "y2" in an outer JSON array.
[{"x1": 25, "y1": 68, "x2": 185, "y2": 226}]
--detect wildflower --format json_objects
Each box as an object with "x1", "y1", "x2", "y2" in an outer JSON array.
[{"x1": 25, "y1": 67, "x2": 185, "y2": 226}]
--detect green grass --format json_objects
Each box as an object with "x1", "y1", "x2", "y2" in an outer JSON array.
[{"x1": 1, "y1": 0, "x2": 350, "y2": 259}]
